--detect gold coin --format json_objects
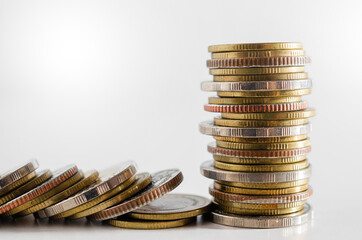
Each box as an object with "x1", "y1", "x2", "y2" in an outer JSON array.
[
  {"x1": 214, "y1": 73, "x2": 308, "y2": 82},
  {"x1": 0, "y1": 172, "x2": 37, "y2": 197},
  {"x1": 214, "y1": 198, "x2": 307, "y2": 209},
  {"x1": 214, "y1": 160, "x2": 309, "y2": 172},
  {"x1": 214, "y1": 135, "x2": 307, "y2": 143},
  {"x1": 108, "y1": 217, "x2": 196, "y2": 229},
  {"x1": 215, "y1": 139, "x2": 310, "y2": 150},
  {"x1": 221, "y1": 109, "x2": 316, "y2": 120},
  {"x1": 211, "y1": 50, "x2": 306, "y2": 59},
  {"x1": 217, "y1": 89, "x2": 311, "y2": 97},
  {"x1": 69, "y1": 173, "x2": 151, "y2": 220},
  {"x1": 209, "y1": 97, "x2": 302, "y2": 105},
  {"x1": 51, "y1": 175, "x2": 136, "y2": 219},
  {"x1": 213, "y1": 155, "x2": 307, "y2": 165},
  {"x1": 214, "y1": 182, "x2": 309, "y2": 195},
  {"x1": 216, "y1": 179, "x2": 309, "y2": 189},
  {"x1": 214, "y1": 203, "x2": 304, "y2": 215},
  {"x1": 210, "y1": 67, "x2": 304, "y2": 76},
  {"x1": 0, "y1": 170, "x2": 52, "y2": 205},
  {"x1": 208, "y1": 42, "x2": 303, "y2": 52},
  {"x1": 214, "y1": 118, "x2": 308, "y2": 127},
  {"x1": 19, "y1": 170, "x2": 99, "y2": 217}
]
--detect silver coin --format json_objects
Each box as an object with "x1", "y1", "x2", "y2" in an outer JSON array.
[
  {"x1": 42, "y1": 161, "x2": 137, "y2": 217},
  {"x1": 201, "y1": 79, "x2": 312, "y2": 92},
  {"x1": 209, "y1": 203, "x2": 312, "y2": 228},
  {"x1": 0, "y1": 159, "x2": 39, "y2": 189},
  {"x1": 200, "y1": 160, "x2": 311, "y2": 183},
  {"x1": 200, "y1": 121, "x2": 311, "y2": 138}
]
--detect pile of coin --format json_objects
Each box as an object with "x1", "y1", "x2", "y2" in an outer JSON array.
[
  {"x1": 200, "y1": 42, "x2": 315, "y2": 228},
  {"x1": 0, "y1": 160, "x2": 211, "y2": 229}
]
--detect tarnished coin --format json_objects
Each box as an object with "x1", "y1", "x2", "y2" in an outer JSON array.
[
  {"x1": 213, "y1": 154, "x2": 307, "y2": 165},
  {"x1": 209, "y1": 185, "x2": 313, "y2": 203},
  {"x1": 215, "y1": 139, "x2": 311, "y2": 150},
  {"x1": 0, "y1": 159, "x2": 39, "y2": 195},
  {"x1": 216, "y1": 178, "x2": 309, "y2": 189},
  {"x1": 209, "y1": 96, "x2": 302, "y2": 105},
  {"x1": 211, "y1": 50, "x2": 306, "y2": 59},
  {"x1": 214, "y1": 118, "x2": 308, "y2": 128},
  {"x1": 128, "y1": 194, "x2": 211, "y2": 220},
  {"x1": 221, "y1": 109, "x2": 316, "y2": 120},
  {"x1": 0, "y1": 165, "x2": 78, "y2": 216},
  {"x1": 214, "y1": 198, "x2": 307, "y2": 210},
  {"x1": 44, "y1": 161, "x2": 137, "y2": 219},
  {"x1": 213, "y1": 73, "x2": 308, "y2": 82},
  {"x1": 210, "y1": 67, "x2": 304, "y2": 76},
  {"x1": 217, "y1": 89, "x2": 311, "y2": 97},
  {"x1": 200, "y1": 161, "x2": 312, "y2": 183},
  {"x1": 208, "y1": 42, "x2": 303, "y2": 52},
  {"x1": 89, "y1": 169, "x2": 183, "y2": 221},
  {"x1": 69, "y1": 172, "x2": 152, "y2": 219},
  {"x1": 214, "y1": 202, "x2": 304, "y2": 215},
  {"x1": 204, "y1": 102, "x2": 308, "y2": 113},
  {"x1": 108, "y1": 217, "x2": 195, "y2": 229},
  {"x1": 214, "y1": 160, "x2": 309, "y2": 172},
  {"x1": 213, "y1": 135, "x2": 307, "y2": 144},
  {"x1": 200, "y1": 121, "x2": 311, "y2": 138}
]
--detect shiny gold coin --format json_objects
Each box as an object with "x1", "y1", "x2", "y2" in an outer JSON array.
[
  {"x1": 214, "y1": 182, "x2": 309, "y2": 195},
  {"x1": 213, "y1": 155, "x2": 307, "y2": 165},
  {"x1": 20, "y1": 170, "x2": 99, "y2": 217},
  {"x1": 217, "y1": 89, "x2": 311, "y2": 97},
  {"x1": 0, "y1": 170, "x2": 52, "y2": 205},
  {"x1": 108, "y1": 217, "x2": 196, "y2": 229},
  {"x1": 209, "y1": 97, "x2": 302, "y2": 105},
  {"x1": 214, "y1": 73, "x2": 308, "y2": 82},
  {"x1": 214, "y1": 160, "x2": 308, "y2": 172},
  {"x1": 216, "y1": 179, "x2": 309, "y2": 189},
  {"x1": 221, "y1": 109, "x2": 316, "y2": 120},
  {"x1": 208, "y1": 42, "x2": 303, "y2": 52},
  {"x1": 210, "y1": 67, "x2": 304, "y2": 76},
  {"x1": 69, "y1": 173, "x2": 151, "y2": 220},
  {"x1": 214, "y1": 118, "x2": 308, "y2": 128},
  {"x1": 0, "y1": 172, "x2": 37, "y2": 197},
  {"x1": 51, "y1": 175, "x2": 136, "y2": 219},
  {"x1": 216, "y1": 139, "x2": 310, "y2": 150},
  {"x1": 214, "y1": 135, "x2": 307, "y2": 143},
  {"x1": 214, "y1": 198, "x2": 307, "y2": 210},
  {"x1": 211, "y1": 50, "x2": 306, "y2": 59},
  {"x1": 214, "y1": 202, "x2": 304, "y2": 215}
]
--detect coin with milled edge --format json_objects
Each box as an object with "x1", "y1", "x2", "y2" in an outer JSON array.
[
  {"x1": 200, "y1": 161, "x2": 311, "y2": 183},
  {"x1": 89, "y1": 169, "x2": 183, "y2": 221},
  {"x1": 210, "y1": 67, "x2": 304, "y2": 76},
  {"x1": 211, "y1": 50, "x2": 306, "y2": 59},
  {"x1": 128, "y1": 193, "x2": 211, "y2": 220},
  {"x1": 44, "y1": 161, "x2": 137, "y2": 218},
  {"x1": 213, "y1": 154, "x2": 307, "y2": 165},
  {"x1": 205, "y1": 102, "x2": 308, "y2": 113},
  {"x1": 0, "y1": 172, "x2": 36, "y2": 198},
  {"x1": 214, "y1": 202, "x2": 304, "y2": 215},
  {"x1": 221, "y1": 109, "x2": 316, "y2": 120},
  {"x1": 208, "y1": 42, "x2": 303, "y2": 52},
  {"x1": 0, "y1": 165, "x2": 78, "y2": 216},
  {"x1": 214, "y1": 160, "x2": 308, "y2": 172},
  {"x1": 209, "y1": 97, "x2": 302, "y2": 105},
  {"x1": 214, "y1": 73, "x2": 308, "y2": 82},
  {"x1": 213, "y1": 135, "x2": 307, "y2": 143},
  {"x1": 214, "y1": 198, "x2": 307, "y2": 210},
  {"x1": 215, "y1": 139, "x2": 311, "y2": 150},
  {"x1": 108, "y1": 217, "x2": 195, "y2": 229},
  {"x1": 214, "y1": 118, "x2": 308, "y2": 128},
  {"x1": 216, "y1": 179, "x2": 309, "y2": 189},
  {"x1": 209, "y1": 203, "x2": 312, "y2": 228},
  {"x1": 69, "y1": 173, "x2": 151, "y2": 220},
  {"x1": 217, "y1": 89, "x2": 311, "y2": 97}
]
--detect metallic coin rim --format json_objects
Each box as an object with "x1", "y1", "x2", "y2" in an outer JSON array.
[
  {"x1": 217, "y1": 89, "x2": 311, "y2": 97},
  {"x1": 214, "y1": 73, "x2": 308, "y2": 82},
  {"x1": 213, "y1": 154, "x2": 307, "y2": 164},
  {"x1": 214, "y1": 198, "x2": 307, "y2": 209},
  {"x1": 215, "y1": 139, "x2": 311, "y2": 150},
  {"x1": 209, "y1": 96, "x2": 302, "y2": 105},
  {"x1": 0, "y1": 159, "x2": 39, "y2": 189},
  {"x1": 208, "y1": 42, "x2": 303, "y2": 52},
  {"x1": 211, "y1": 50, "x2": 306, "y2": 59},
  {"x1": 108, "y1": 216, "x2": 195, "y2": 229},
  {"x1": 210, "y1": 67, "x2": 305, "y2": 76},
  {"x1": 214, "y1": 160, "x2": 309, "y2": 172}
]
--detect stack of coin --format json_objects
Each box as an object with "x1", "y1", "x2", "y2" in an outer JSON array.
[{"x1": 200, "y1": 42, "x2": 315, "y2": 228}]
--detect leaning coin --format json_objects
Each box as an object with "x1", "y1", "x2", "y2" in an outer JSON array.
[
  {"x1": 89, "y1": 169, "x2": 183, "y2": 221},
  {"x1": 0, "y1": 159, "x2": 39, "y2": 195},
  {"x1": 200, "y1": 160, "x2": 311, "y2": 183},
  {"x1": 68, "y1": 172, "x2": 151, "y2": 219},
  {"x1": 209, "y1": 204, "x2": 312, "y2": 228},
  {"x1": 211, "y1": 50, "x2": 306, "y2": 59},
  {"x1": 108, "y1": 217, "x2": 195, "y2": 229},
  {"x1": 213, "y1": 73, "x2": 308, "y2": 82},
  {"x1": 200, "y1": 121, "x2": 311, "y2": 138},
  {"x1": 44, "y1": 161, "x2": 137, "y2": 219},
  {"x1": 128, "y1": 194, "x2": 211, "y2": 221},
  {"x1": 0, "y1": 165, "x2": 78, "y2": 216},
  {"x1": 217, "y1": 89, "x2": 311, "y2": 97},
  {"x1": 208, "y1": 42, "x2": 303, "y2": 52},
  {"x1": 24, "y1": 170, "x2": 99, "y2": 218}
]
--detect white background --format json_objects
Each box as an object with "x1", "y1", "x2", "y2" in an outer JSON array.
[{"x1": 0, "y1": 0, "x2": 361, "y2": 239}]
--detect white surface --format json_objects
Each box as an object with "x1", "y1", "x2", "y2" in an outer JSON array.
[{"x1": 0, "y1": 0, "x2": 361, "y2": 239}]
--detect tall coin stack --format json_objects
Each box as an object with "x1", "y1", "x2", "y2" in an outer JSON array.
[{"x1": 199, "y1": 42, "x2": 315, "y2": 228}]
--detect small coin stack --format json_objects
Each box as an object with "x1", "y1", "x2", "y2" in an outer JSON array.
[
  {"x1": 200, "y1": 42, "x2": 315, "y2": 228},
  {"x1": 0, "y1": 160, "x2": 211, "y2": 229}
]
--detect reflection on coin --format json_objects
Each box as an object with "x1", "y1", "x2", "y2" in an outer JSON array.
[
  {"x1": 128, "y1": 193, "x2": 211, "y2": 220},
  {"x1": 211, "y1": 50, "x2": 306, "y2": 59},
  {"x1": 208, "y1": 42, "x2": 303, "y2": 52},
  {"x1": 108, "y1": 217, "x2": 196, "y2": 229}
]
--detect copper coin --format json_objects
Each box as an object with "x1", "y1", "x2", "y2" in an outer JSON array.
[{"x1": 204, "y1": 102, "x2": 308, "y2": 113}]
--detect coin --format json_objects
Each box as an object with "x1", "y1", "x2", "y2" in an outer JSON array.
[
  {"x1": 214, "y1": 202, "x2": 304, "y2": 215},
  {"x1": 0, "y1": 165, "x2": 78, "y2": 216},
  {"x1": 210, "y1": 67, "x2": 304, "y2": 76},
  {"x1": 89, "y1": 169, "x2": 183, "y2": 221},
  {"x1": 213, "y1": 154, "x2": 307, "y2": 165},
  {"x1": 68, "y1": 172, "x2": 151, "y2": 219},
  {"x1": 199, "y1": 121, "x2": 311, "y2": 137},
  {"x1": 214, "y1": 118, "x2": 308, "y2": 128},
  {"x1": 213, "y1": 73, "x2": 308, "y2": 82},
  {"x1": 24, "y1": 170, "x2": 99, "y2": 218},
  {"x1": 217, "y1": 89, "x2": 311, "y2": 97},
  {"x1": 107, "y1": 217, "x2": 196, "y2": 229},
  {"x1": 128, "y1": 194, "x2": 211, "y2": 220},
  {"x1": 221, "y1": 109, "x2": 316, "y2": 120},
  {"x1": 200, "y1": 161, "x2": 312, "y2": 183},
  {"x1": 209, "y1": 204, "x2": 312, "y2": 228},
  {"x1": 0, "y1": 159, "x2": 39, "y2": 194},
  {"x1": 215, "y1": 139, "x2": 311, "y2": 150},
  {"x1": 209, "y1": 185, "x2": 313, "y2": 203},
  {"x1": 214, "y1": 160, "x2": 309, "y2": 172},
  {"x1": 44, "y1": 161, "x2": 137, "y2": 218},
  {"x1": 213, "y1": 135, "x2": 307, "y2": 143},
  {"x1": 204, "y1": 102, "x2": 308, "y2": 113},
  {"x1": 216, "y1": 179, "x2": 309, "y2": 189},
  {"x1": 0, "y1": 172, "x2": 36, "y2": 198},
  {"x1": 209, "y1": 97, "x2": 302, "y2": 105},
  {"x1": 214, "y1": 198, "x2": 307, "y2": 210},
  {"x1": 211, "y1": 50, "x2": 306, "y2": 59},
  {"x1": 0, "y1": 170, "x2": 52, "y2": 205},
  {"x1": 208, "y1": 42, "x2": 303, "y2": 52}
]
